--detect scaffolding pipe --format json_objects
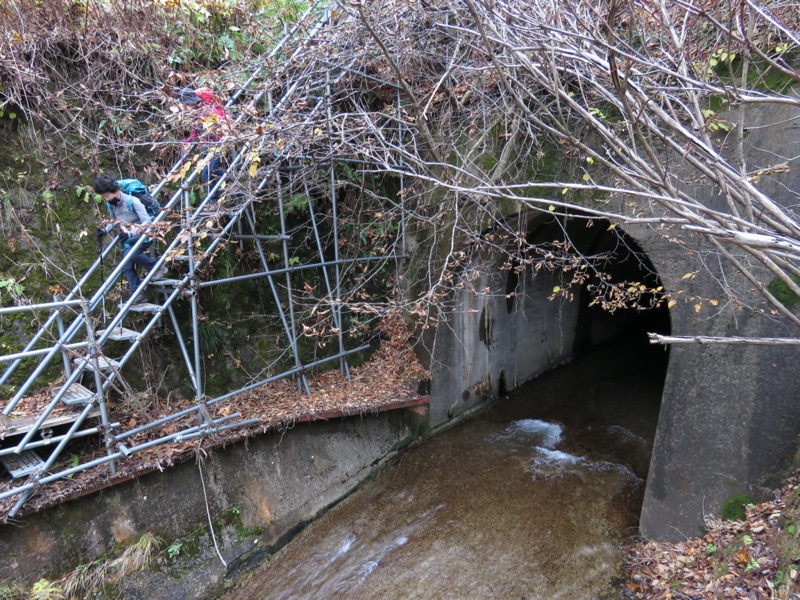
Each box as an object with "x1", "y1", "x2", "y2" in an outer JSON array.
[
  {"x1": 301, "y1": 178, "x2": 345, "y2": 346},
  {"x1": 242, "y1": 205, "x2": 300, "y2": 356},
  {"x1": 0, "y1": 245, "x2": 106, "y2": 387},
  {"x1": 274, "y1": 171, "x2": 307, "y2": 395},
  {"x1": 116, "y1": 342, "x2": 369, "y2": 442},
  {"x1": 82, "y1": 304, "x2": 116, "y2": 475},
  {"x1": 166, "y1": 303, "x2": 198, "y2": 391},
  {"x1": 0, "y1": 423, "x2": 118, "y2": 456},
  {"x1": 325, "y1": 68, "x2": 349, "y2": 378},
  {"x1": 197, "y1": 255, "x2": 404, "y2": 288},
  {"x1": 54, "y1": 296, "x2": 73, "y2": 380},
  {"x1": 0, "y1": 341, "x2": 90, "y2": 364},
  {"x1": 0, "y1": 299, "x2": 83, "y2": 315},
  {"x1": 1, "y1": 418, "x2": 259, "y2": 506},
  {"x1": 0, "y1": 5, "x2": 414, "y2": 518},
  {"x1": 191, "y1": 276, "x2": 202, "y2": 401}
]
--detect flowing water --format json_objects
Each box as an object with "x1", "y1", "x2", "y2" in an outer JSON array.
[{"x1": 223, "y1": 332, "x2": 666, "y2": 599}]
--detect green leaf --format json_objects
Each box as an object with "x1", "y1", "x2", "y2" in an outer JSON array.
[
  {"x1": 548, "y1": 205, "x2": 556, "y2": 211},
  {"x1": 552, "y1": 286, "x2": 561, "y2": 293}
]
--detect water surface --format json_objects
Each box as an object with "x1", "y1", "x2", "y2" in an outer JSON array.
[{"x1": 224, "y1": 334, "x2": 665, "y2": 599}]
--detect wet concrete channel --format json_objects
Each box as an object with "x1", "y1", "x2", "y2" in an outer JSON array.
[{"x1": 221, "y1": 330, "x2": 667, "y2": 599}]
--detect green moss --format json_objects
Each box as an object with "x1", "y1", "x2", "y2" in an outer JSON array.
[
  {"x1": 767, "y1": 275, "x2": 800, "y2": 309},
  {"x1": 218, "y1": 505, "x2": 264, "y2": 543},
  {"x1": 720, "y1": 494, "x2": 754, "y2": 521}
]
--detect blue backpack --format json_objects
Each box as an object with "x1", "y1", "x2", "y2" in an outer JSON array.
[{"x1": 117, "y1": 178, "x2": 160, "y2": 218}]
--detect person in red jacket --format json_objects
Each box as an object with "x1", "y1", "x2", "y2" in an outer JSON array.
[{"x1": 179, "y1": 87, "x2": 231, "y2": 204}]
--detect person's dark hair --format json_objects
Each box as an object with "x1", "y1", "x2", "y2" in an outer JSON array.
[{"x1": 93, "y1": 174, "x2": 120, "y2": 195}]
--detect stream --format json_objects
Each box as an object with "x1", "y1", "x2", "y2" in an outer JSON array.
[{"x1": 223, "y1": 331, "x2": 666, "y2": 599}]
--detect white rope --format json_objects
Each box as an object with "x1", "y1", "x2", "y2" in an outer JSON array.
[{"x1": 197, "y1": 455, "x2": 228, "y2": 568}]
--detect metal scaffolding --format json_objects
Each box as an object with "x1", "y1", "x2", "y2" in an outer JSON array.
[{"x1": 0, "y1": 6, "x2": 408, "y2": 520}]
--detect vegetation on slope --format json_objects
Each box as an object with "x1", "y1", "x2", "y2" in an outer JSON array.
[{"x1": 627, "y1": 469, "x2": 800, "y2": 599}]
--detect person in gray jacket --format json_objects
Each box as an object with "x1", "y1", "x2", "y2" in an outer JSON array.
[{"x1": 94, "y1": 174, "x2": 167, "y2": 293}]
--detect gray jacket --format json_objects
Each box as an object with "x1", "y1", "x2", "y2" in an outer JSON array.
[
  {"x1": 101, "y1": 193, "x2": 153, "y2": 246},
  {"x1": 101, "y1": 192, "x2": 152, "y2": 236}
]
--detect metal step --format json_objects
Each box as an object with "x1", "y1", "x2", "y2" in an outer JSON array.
[
  {"x1": 123, "y1": 302, "x2": 162, "y2": 313},
  {"x1": 97, "y1": 326, "x2": 139, "y2": 342},
  {"x1": 55, "y1": 382, "x2": 96, "y2": 407},
  {"x1": 0, "y1": 450, "x2": 44, "y2": 478},
  {"x1": 0, "y1": 407, "x2": 101, "y2": 439},
  {"x1": 74, "y1": 355, "x2": 121, "y2": 371},
  {"x1": 149, "y1": 278, "x2": 181, "y2": 287}
]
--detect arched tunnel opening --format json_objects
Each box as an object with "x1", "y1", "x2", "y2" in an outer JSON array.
[
  {"x1": 490, "y1": 210, "x2": 671, "y2": 526},
  {"x1": 516, "y1": 209, "x2": 672, "y2": 355},
  {"x1": 498, "y1": 210, "x2": 671, "y2": 390}
]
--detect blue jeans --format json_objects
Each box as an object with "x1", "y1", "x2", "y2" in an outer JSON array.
[
  {"x1": 120, "y1": 244, "x2": 157, "y2": 291},
  {"x1": 202, "y1": 153, "x2": 224, "y2": 204}
]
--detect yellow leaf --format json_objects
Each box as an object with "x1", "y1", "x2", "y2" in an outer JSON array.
[
  {"x1": 314, "y1": 128, "x2": 323, "y2": 136},
  {"x1": 548, "y1": 205, "x2": 556, "y2": 211},
  {"x1": 552, "y1": 286, "x2": 561, "y2": 293},
  {"x1": 607, "y1": 223, "x2": 617, "y2": 230},
  {"x1": 668, "y1": 299, "x2": 677, "y2": 309},
  {"x1": 249, "y1": 162, "x2": 258, "y2": 178},
  {"x1": 694, "y1": 303, "x2": 702, "y2": 312},
  {"x1": 709, "y1": 299, "x2": 719, "y2": 306},
  {"x1": 561, "y1": 188, "x2": 568, "y2": 195},
  {"x1": 682, "y1": 271, "x2": 697, "y2": 280},
  {"x1": 582, "y1": 173, "x2": 590, "y2": 182}
]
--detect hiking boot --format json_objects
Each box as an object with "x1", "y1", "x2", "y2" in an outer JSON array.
[
  {"x1": 119, "y1": 287, "x2": 150, "y2": 307},
  {"x1": 150, "y1": 265, "x2": 168, "y2": 281}
]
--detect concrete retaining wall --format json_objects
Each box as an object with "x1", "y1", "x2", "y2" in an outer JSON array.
[
  {"x1": 0, "y1": 411, "x2": 420, "y2": 598},
  {"x1": 429, "y1": 251, "x2": 578, "y2": 427}
]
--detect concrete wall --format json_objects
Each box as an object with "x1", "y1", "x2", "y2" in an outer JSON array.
[
  {"x1": 0, "y1": 411, "x2": 419, "y2": 598},
  {"x1": 428, "y1": 248, "x2": 578, "y2": 427},
  {"x1": 632, "y1": 228, "x2": 800, "y2": 541},
  {"x1": 633, "y1": 97, "x2": 800, "y2": 541}
]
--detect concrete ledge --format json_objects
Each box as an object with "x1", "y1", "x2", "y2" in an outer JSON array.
[{"x1": 0, "y1": 409, "x2": 421, "y2": 596}]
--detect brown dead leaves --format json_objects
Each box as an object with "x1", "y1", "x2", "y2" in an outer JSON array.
[{"x1": 626, "y1": 472, "x2": 800, "y2": 599}]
